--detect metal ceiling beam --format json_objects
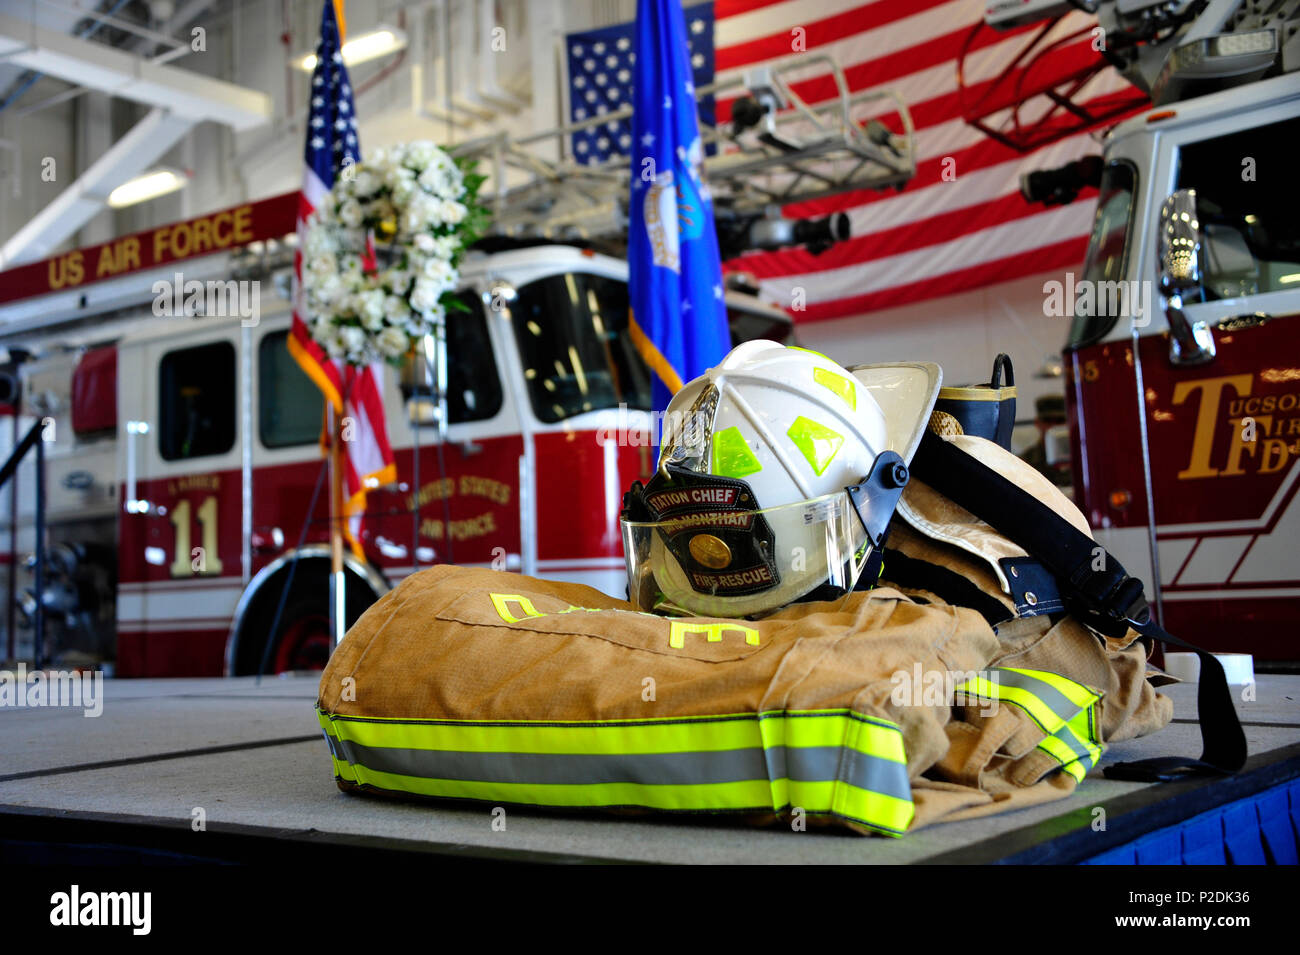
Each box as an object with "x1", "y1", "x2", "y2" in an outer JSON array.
[
  {"x1": 0, "y1": 107, "x2": 194, "y2": 268},
  {"x1": 0, "y1": 9, "x2": 271, "y2": 130}
]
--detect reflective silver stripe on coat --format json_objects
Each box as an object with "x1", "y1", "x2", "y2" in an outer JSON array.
[{"x1": 985, "y1": 669, "x2": 1087, "y2": 726}]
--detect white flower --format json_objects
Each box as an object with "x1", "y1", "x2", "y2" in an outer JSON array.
[
  {"x1": 404, "y1": 303, "x2": 441, "y2": 337},
  {"x1": 377, "y1": 325, "x2": 410, "y2": 359},
  {"x1": 384, "y1": 295, "x2": 411, "y2": 323},
  {"x1": 439, "y1": 200, "x2": 467, "y2": 225},
  {"x1": 322, "y1": 329, "x2": 346, "y2": 359},
  {"x1": 402, "y1": 192, "x2": 439, "y2": 232},
  {"x1": 385, "y1": 162, "x2": 415, "y2": 188},
  {"x1": 304, "y1": 139, "x2": 476, "y2": 367},
  {"x1": 431, "y1": 236, "x2": 458, "y2": 260},
  {"x1": 340, "y1": 254, "x2": 364, "y2": 278},
  {"x1": 406, "y1": 141, "x2": 437, "y2": 169},
  {"x1": 418, "y1": 256, "x2": 454, "y2": 288},
  {"x1": 303, "y1": 225, "x2": 335, "y2": 258},
  {"x1": 307, "y1": 253, "x2": 336, "y2": 276},
  {"x1": 340, "y1": 199, "x2": 363, "y2": 228},
  {"x1": 357, "y1": 290, "x2": 386, "y2": 330},
  {"x1": 339, "y1": 325, "x2": 366, "y2": 355},
  {"x1": 313, "y1": 274, "x2": 342, "y2": 303},
  {"x1": 386, "y1": 269, "x2": 410, "y2": 293},
  {"x1": 420, "y1": 160, "x2": 463, "y2": 200},
  {"x1": 417, "y1": 166, "x2": 450, "y2": 196},
  {"x1": 390, "y1": 178, "x2": 416, "y2": 207},
  {"x1": 410, "y1": 278, "x2": 442, "y2": 311},
  {"x1": 418, "y1": 255, "x2": 445, "y2": 276},
  {"x1": 353, "y1": 169, "x2": 379, "y2": 197}
]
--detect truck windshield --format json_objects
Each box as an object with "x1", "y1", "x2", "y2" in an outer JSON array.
[
  {"x1": 510, "y1": 272, "x2": 797, "y2": 423},
  {"x1": 1176, "y1": 115, "x2": 1300, "y2": 301},
  {"x1": 1068, "y1": 161, "x2": 1136, "y2": 349},
  {"x1": 512, "y1": 272, "x2": 652, "y2": 423}
]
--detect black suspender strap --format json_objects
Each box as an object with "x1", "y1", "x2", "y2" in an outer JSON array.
[{"x1": 910, "y1": 432, "x2": 1247, "y2": 782}]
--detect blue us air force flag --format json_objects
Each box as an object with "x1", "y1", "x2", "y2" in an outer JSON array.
[{"x1": 627, "y1": 0, "x2": 730, "y2": 423}]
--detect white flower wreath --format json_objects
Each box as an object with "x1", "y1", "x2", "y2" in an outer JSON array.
[{"x1": 300, "y1": 140, "x2": 487, "y2": 367}]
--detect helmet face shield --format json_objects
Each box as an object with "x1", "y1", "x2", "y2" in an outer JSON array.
[{"x1": 621, "y1": 485, "x2": 883, "y2": 618}]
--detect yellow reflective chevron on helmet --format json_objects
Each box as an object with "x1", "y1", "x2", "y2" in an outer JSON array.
[
  {"x1": 712, "y1": 425, "x2": 763, "y2": 478},
  {"x1": 788, "y1": 345, "x2": 830, "y2": 360},
  {"x1": 787, "y1": 416, "x2": 844, "y2": 476},
  {"x1": 813, "y1": 366, "x2": 857, "y2": 411}
]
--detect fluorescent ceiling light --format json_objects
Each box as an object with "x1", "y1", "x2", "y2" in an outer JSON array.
[
  {"x1": 296, "y1": 25, "x2": 407, "y2": 72},
  {"x1": 107, "y1": 167, "x2": 188, "y2": 208}
]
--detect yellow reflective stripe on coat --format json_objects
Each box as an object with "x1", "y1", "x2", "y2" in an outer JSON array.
[
  {"x1": 1038, "y1": 706, "x2": 1103, "y2": 778},
  {"x1": 318, "y1": 708, "x2": 914, "y2": 836},
  {"x1": 956, "y1": 667, "x2": 1100, "y2": 734},
  {"x1": 955, "y1": 667, "x2": 1104, "y2": 779}
]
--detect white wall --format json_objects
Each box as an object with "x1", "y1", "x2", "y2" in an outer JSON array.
[{"x1": 796, "y1": 267, "x2": 1074, "y2": 421}]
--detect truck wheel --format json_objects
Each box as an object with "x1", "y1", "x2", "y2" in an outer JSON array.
[
  {"x1": 270, "y1": 599, "x2": 332, "y2": 673},
  {"x1": 228, "y1": 555, "x2": 384, "y2": 676}
]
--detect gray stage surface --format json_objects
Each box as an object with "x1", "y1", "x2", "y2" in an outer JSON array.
[{"x1": 1, "y1": 673, "x2": 1297, "y2": 864}]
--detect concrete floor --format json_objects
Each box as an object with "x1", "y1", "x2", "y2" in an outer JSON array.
[{"x1": 1, "y1": 672, "x2": 1297, "y2": 864}]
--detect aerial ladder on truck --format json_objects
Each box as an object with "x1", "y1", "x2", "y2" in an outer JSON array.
[{"x1": 961, "y1": 1, "x2": 1299, "y2": 155}]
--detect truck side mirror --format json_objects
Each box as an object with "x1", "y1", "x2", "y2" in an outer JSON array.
[
  {"x1": 1158, "y1": 189, "x2": 1216, "y2": 366},
  {"x1": 403, "y1": 335, "x2": 445, "y2": 434}
]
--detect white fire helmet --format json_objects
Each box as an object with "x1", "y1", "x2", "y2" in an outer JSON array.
[{"x1": 621, "y1": 341, "x2": 941, "y2": 617}]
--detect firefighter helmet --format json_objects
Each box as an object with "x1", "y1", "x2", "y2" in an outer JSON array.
[{"x1": 621, "y1": 341, "x2": 941, "y2": 617}]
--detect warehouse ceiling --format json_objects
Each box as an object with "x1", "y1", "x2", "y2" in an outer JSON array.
[{"x1": 0, "y1": 0, "x2": 271, "y2": 268}]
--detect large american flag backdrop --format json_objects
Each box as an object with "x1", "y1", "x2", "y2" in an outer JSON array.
[{"x1": 567, "y1": 0, "x2": 1145, "y2": 325}]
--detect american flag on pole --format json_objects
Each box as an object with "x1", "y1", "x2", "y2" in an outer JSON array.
[
  {"x1": 288, "y1": 0, "x2": 396, "y2": 559},
  {"x1": 567, "y1": 0, "x2": 1146, "y2": 323}
]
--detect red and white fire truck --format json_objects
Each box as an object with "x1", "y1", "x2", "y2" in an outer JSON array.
[
  {"x1": 974, "y1": 0, "x2": 1300, "y2": 661},
  {"x1": 0, "y1": 58, "x2": 912, "y2": 676}
]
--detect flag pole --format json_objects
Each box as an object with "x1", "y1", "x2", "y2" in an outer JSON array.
[{"x1": 327, "y1": 401, "x2": 347, "y2": 650}]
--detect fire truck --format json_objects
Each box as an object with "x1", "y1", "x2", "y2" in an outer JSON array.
[
  {"x1": 0, "y1": 57, "x2": 915, "y2": 677},
  {"x1": 969, "y1": 0, "x2": 1300, "y2": 661}
]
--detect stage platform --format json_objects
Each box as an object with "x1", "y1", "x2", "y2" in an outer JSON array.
[{"x1": 1, "y1": 673, "x2": 1297, "y2": 865}]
